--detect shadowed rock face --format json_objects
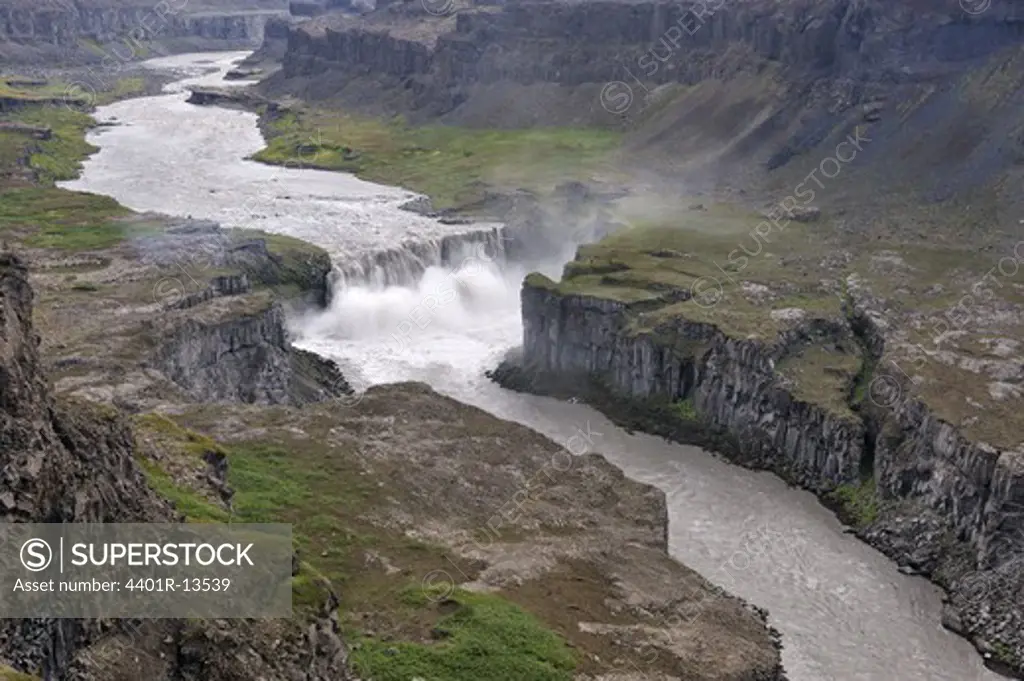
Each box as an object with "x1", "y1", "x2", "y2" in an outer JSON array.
[
  {"x1": 494, "y1": 274, "x2": 1024, "y2": 677},
  {"x1": 514, "y1": 283, "x2": 867, "y2": 490},
  {"x1": 0, "y1": 0, "x2": 290, "y2": 62},
  {"x1": 0, "y1": 253, "x2": 351, "y2": 680},
  {"x1": 0, "y1": 253, "x2": 174, "y2": 677},
  {"x1": 0, "y1": 253, "x2": 172, "y2": 526},
  {"x1": 274, "y1": 0, "x2": 1024, "y2": 98}
]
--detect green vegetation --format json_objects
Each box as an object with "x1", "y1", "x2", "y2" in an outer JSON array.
[
  {"x1": 18, "y1": 107, "x2": 97, "y2": 183},
  {"x1": 674, "y1": 397, "x2": 698, "y2": 421},
  {"x1": 132, "y1": 410, "x2": 580, "y2": 680},
  {"x1": 776, "y1": 343, "x2": 864, "y2": 420},
  {"x1": 992, "y1": 641, "x2": 1017, "y2": 666},
  {"x1": 0, "y1": 187, "x2": 132, "y2": 250},
  {"x1": 137, "y1": 458, "x2": 231, "y2": 523},
  {"x1": 850, "y1": 354, "x2": 877, "y2": 408},
  {"x1": 0, "y1": 92, "x2": 134, "y2": 250},
  {"x1": 0, "y1": 77, "x2": 86, "y2": 105},
  {"x1": 350, "y1": 587, "x2": 577, "y2": 681},
  {"x1": 135, "y1": 413, "x2": 228, "y2": 458},
  {"x1": 828, "y1": 479, "x2": 880, "y2": 527},
  {"x1": 532, "y1": 209, "x2": 843, "y2": 340},
  {"x1": 94, "y1": 76, "x2": 147, "y2": 106},
  {"x1": 0, "y1": 665, "x2": 41, "y2": 681},
  {"x1": 0, "y1": 95, "x2": 97, "y2": 185},
  {"x1": 253, "y1": 108, "x2": 620, "y2": 208}
]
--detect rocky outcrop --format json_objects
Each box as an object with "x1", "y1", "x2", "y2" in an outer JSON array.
[
  {"x1": 512, "y1": 282, "x2": 865, "y2": 490},
  {"x1": 186, "y1": 86, "x2": 276, "y2": 110},
  {"x1": 0, "y1": 254, "x2": 173, "y2": 527},
  {"x1": 238, "y1": 14, "x2": 294, "y2": 66},
  {"x1": 171, "y1": 273, "x2": 252, "y2": 310},
  {"x1": 0, "y1": 6, "x2": 276, "y2": 48},
  {"x1": 496, "y1": 277, "x2": 1024, "y2": 676},
  {"x1": 270, "y1": 0, "x2": 1024, "y2": 113},
  {"x1": 135, "y1": 218, "x2": 333, "y2": 308},
  {"x1": 0, "y1": 252, "x2": 170, "y2": 677},
  {"x1": 0, "y1": 252, "x2": 351, "y2": 680},
  {"x1": 154, "y1": 298, "x2": 351, "y2": 405}
]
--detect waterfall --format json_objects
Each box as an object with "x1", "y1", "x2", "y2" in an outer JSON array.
[{"x1": 330, "y1": 226, "x2": 508, "y2": 291}]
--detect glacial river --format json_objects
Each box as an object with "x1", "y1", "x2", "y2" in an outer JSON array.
[{"x1": 62, "y1": 51, "x2": 1003, "y2": 681}]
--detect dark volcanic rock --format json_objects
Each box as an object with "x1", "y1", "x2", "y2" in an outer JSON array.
[
  {"x1": 272, "y1": 0, "x2": 1024, "y2": 114},
  {"x1": 0, "y1": 252, "x2": 353, "y2": 680},
  {"x1": 499, "y1": 275, "x2": 1024, "y2": 677},
  {"x1": 0, "y1": 253, "x2": 176, "y2": 676},
  {"x1": 186, "y1": 86, "x2": 275, "y2": 111}
]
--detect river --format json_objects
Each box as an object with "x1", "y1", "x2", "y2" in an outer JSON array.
[{"x1": 61, "y1": 51, "x2": 1002, "y2": 681}]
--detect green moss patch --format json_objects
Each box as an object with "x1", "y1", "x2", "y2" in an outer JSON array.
[
  {"x1": 674, "y1": 397, "x2": 698, "y2": 420},
  {"x1": 0, "y1": 187, "x2": 131, "y2": 250},
  {"x1": 0, "y1": 665, "x2": 41, "y2": 681},
  {"x1": 0, "y1": 104, "x2": 96, "y2": 184},
  {"x1": 137, "y1": 458, "x2": 230, "y2": 523},
  {"x1": 828, "y1": 480, "x2": 880, "y2": 527},
  {"x1": 253, "y1": 108, "x2": 619, "y2": 209},
  {"x1": 776, "y1": 342, "x2": 864, "y2": 420},
  {"x1": 350, "y1": 587, "x2": 577, "y2": 681}
]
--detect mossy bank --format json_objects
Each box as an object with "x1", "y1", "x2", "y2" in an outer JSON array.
[{"x1": 491, "y1": 205, "x2": 1024, "y2": 677}]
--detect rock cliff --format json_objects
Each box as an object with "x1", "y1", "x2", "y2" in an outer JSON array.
[
  {"x1": 493, "y1": 270, "x2": 1024, "y2": 676},
  {"x1": 154, "y1": 295, "x2": 350, "y2": 405},
  {"x1": 0, "y1": 252, "x2": 349, "y2": 680},
  {"x1": 509, "y1": 281, "x2": 866, "y2": 489},
  {"x1": 0, "y1": 0, "x2": 288, "y2": 63},
  {"x1": 265, "y1": 0, "x2": 1024, "y2": 121}
]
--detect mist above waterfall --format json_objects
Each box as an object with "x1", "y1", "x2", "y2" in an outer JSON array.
[{"x1": 290, "y1": 217, "x2": 577, "y2": 391}]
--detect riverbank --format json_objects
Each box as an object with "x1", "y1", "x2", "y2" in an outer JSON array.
[
  {"x1": 0, "y1": 58, "x2": 788, "y2": 680},
  {"x1": 486, "y1": 204, "x2": 1024, "y2": 677},
  {"x1": 206, "y1": 66, "x2": 1024, "y2": 677},
  {"x1": 249, "y1": 101, "x2": 623, "y2": 211}
]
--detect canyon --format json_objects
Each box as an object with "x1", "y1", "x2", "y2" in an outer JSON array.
[
  {"x1": 0, "y1": 53, "x2": 790, "y2": 681},
  {"x1": 0, "y1": 0, "x2": 1022, "y2": 677},
  {"x1": 0, "y1": 0, "x2": 289, "y2": 63},
  {"x1": 246, "y1": 0, "x2": 1024, "y2": 674}
]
